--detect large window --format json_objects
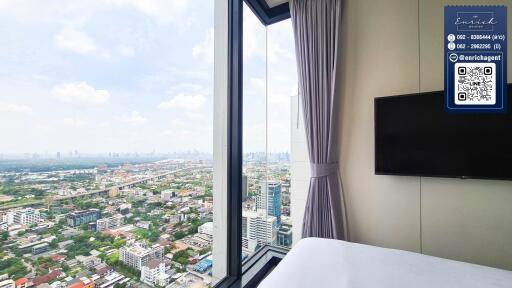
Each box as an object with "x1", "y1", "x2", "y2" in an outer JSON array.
[
  {"x1": 0, "y1": 1, "x2": 297, "y2": 287},
  {"x1": 0, "y1": 1, "x2": 228, "y2": 287},
  {"x1": 242, "y1": 2, "x2": 297, "y2": 260}
]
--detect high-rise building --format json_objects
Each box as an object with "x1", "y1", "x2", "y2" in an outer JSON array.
[
  {"x1": 161, "y1": 190, "x2": 175, "y2": 202},
  {"x1": 242, "y1": 210, "x2": 277, "y2": 252},
  {"x1": 96, "y1": 214, "x2": 124, "y2": 232},
  {"x1": 140, "y1": 260, "x2": 169, "y2": 287},
  {"x1": 7, "y1": 208, "x2": 43, "y2": 226},
  {"x1": 32, "y1": 243, "x2": 49, "y2": 255},
  {"x1": 66, "y1": 209, "x2": 101, "y2": 227},
  {"x1": 277, "y1": 226, "x2": 293, "y2": 247},
  {"x1": 198, "y1": 222, "x2": 213, "y2": 236},
  {"x1": 257, "y1": 181, "x2": 282, "y2": 225},
  {"x1": 120, "y1": 242, "x2": 164, "y2": 270}
]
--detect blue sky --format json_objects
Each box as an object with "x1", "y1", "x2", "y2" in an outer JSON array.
[{"x1": 0, "y1": 1, "x2": 297, "y2": 155}]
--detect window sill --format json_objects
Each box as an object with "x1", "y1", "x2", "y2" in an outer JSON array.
[
  {"x1": 242, "y1": 245, "x2": 289, "y2": 287},
  {"x1": 214, "y1": 245, "x2": 288, "y2": 288}
]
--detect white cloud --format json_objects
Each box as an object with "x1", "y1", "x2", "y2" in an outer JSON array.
[
  {"x1": 165, "y1": 83, "x2": 208, "y2": 95},
  {"x1": 242, "y1": 5, "x2": 295, "y2": 64},
  {"x1": 268, "y1": 20, "x2": 295, "y2": 63},
  {"x1": 158, "y1": 94, "x2": 206, "y2": 110},
  {"x1": 268, "y1": 42, "x2": 294, "y2": 63},
  {"x1": 55, "y1": 26, "x2": 98, "y2": 55},
  {"x1": 55, "y1": 26, "x2": 112, "y2": 59},
  {"x1": 0, "y1": 1, "x2": 191, "y2": 25},
  {"x1": 118, "y1": 111, "x2": 147, "y2": 125},
  {"x1": 0, "y1": 1, "x2": 72, "y2": 22},
  {"x1": 0, "y1": 0, "x2": 220, "y2": 154},
  {"x1": 61, "y1": 117, "x2": 88, "y2": 127},
  {"x1": 118, "y1": 45, "x2": 136, "y2": 57},
  {"x1": 0, "y1": 102, "x2": 33, "y2": 114},
  {"x1": 99, "y1": 51, "x2": 112, "y2": 60},
  {"x1": 110, "y1": 0, "x2": 190, "y2": 24},
  {"x1": 192, "y1": 28, "x2": 214, "y2": 64},
  {"x1": 52, "y1": 82, "x2": 110, "y2": 105}
]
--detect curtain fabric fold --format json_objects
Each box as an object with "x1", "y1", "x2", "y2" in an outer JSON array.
[{"x1": 290, "y1": 0, "x2": 347, "y2": 240}]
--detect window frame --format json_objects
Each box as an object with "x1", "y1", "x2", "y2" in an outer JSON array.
[
  {"x1": 244, "y1": 0, "x2": 291, "y2": 25},
  {"x1": 216, "y1": 1, "x2": 291, "y2": 287}
]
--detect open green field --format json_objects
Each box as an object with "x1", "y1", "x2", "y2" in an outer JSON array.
[{"x1": 0, "y1": 198, "x2": 44, "y2": 210}]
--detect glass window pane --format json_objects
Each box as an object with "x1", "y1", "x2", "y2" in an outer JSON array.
[
  {"x1": 267, "y1": 19, "x2": 297, "y2": 249},
  {"x1": 242, "y1": 3, "x2": 298, "y2": 261},
  {"x1": 242, "y1": 2, "x2": 269, "y2": 259},
  {"x1": 0, "y1": 1, "x2": 227, "y2": 287}
]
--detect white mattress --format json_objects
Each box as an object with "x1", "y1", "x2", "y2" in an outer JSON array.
[{"x1": 258, "y1": 238, "x2": 512, "y2": 288}]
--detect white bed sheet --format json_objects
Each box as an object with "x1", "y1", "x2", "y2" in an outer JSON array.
[{"x1": 258, "y1": 238, "x2": 512, "y2": 288}]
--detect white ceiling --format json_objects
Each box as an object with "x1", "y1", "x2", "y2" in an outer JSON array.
[{"x1": 266, "y1": 0, "x2": 289, "y2": 8}]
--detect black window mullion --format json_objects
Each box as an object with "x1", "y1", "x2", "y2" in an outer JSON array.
[
  {"x1": 218, "y1": 1, "x2": 291, "y2": 287},
  {"x1": 227, "y1": 0, "x2": 243, "y2": 285}
]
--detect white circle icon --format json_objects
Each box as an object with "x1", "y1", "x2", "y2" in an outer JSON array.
[
  {"x1": 447, "y1": 34, "x2": 456, "y2": 42},
  {"x1": 449, "y1": 53, "x2": 458, "y2": 63},
  {"x1": 447, "y1": 42, "x2": 456, "y2": 50}
]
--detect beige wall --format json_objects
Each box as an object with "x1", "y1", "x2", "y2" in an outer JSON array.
[{"x1": 337, "y1": 0, "x2": 512, "y2": 270}]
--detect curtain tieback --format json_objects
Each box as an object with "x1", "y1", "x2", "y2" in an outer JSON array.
[{"x1": 311, "y1": 162, "x2": 339, "y2": 178}]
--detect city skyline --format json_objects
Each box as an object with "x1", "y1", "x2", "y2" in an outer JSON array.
[{"x1": 0, "y1": 150, "x2": 291, "y2": 160}]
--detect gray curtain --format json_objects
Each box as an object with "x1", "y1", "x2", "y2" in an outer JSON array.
[{"x1": 290, "y1": 0, "x2": 347, "y2": 240}]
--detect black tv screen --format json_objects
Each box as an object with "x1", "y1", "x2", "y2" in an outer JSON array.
[{"x1": 375, "y1": 84, "x2": 512, "y2": 180}]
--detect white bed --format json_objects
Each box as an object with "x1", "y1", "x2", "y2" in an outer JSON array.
[{"x1": 258, "y1": 238, "x2": 512, "y2": 288}]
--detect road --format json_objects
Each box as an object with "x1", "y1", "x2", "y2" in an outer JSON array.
[{"x1": 0, "y1": 166, "x2": 205, "y2": 210}]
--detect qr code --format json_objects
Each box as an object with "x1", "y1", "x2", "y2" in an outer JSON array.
[{"x1": 455, "y1": 62, "x2": 496, "y2": 105}]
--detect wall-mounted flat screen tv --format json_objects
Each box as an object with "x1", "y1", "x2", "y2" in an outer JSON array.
[{"x1": 375, "y1": 84, "x2": 512, "y2": 180}]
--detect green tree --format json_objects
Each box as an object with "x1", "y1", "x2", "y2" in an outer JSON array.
[
  {"x1": 173, "y1": 231, "x2": 187, "y2": 240},
  {"x1": 198, "y1": 248, "x2": 211, "y2": 255},
  {"x1": 49, "y1": 239, "x2": 59, "y2": 249},
  {"x1": 112, "y1": 239, "x2": 126, "y2": 249},
  {"x1": 0, "y1": 231, "x2": 8, "y2": 241},
  {"x1": 0, "y1": 258, "x2": 29, "y2": 280},
  {"x1": 172, "y1": 249, "x2": 191, "y2": 266},
  {"x1": 106, "y1": 252, "x2": 120, "y2": 266}
]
